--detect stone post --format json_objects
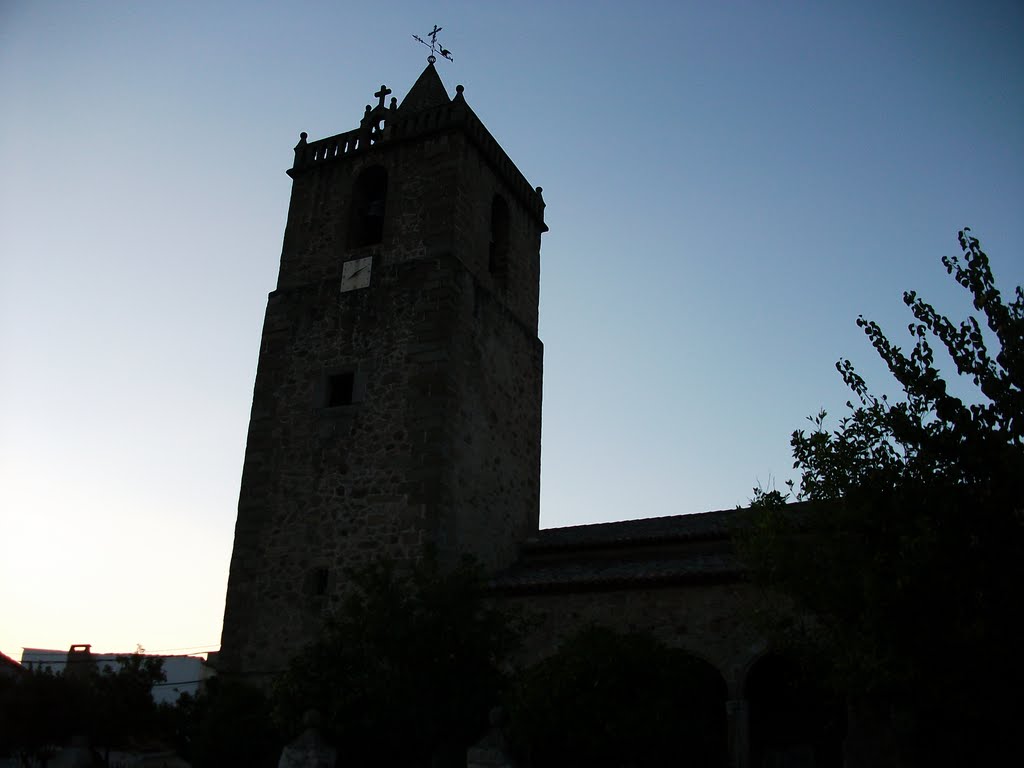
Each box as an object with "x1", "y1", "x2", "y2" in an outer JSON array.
[
  {"x1": 466, "y1": 707, "x2": 516, "y2": 768},
  {"x1": 726, "y1": 698, "x2": 749, "y2": 768},
  {"x1": 278, "y1": 710, "x2": 337, "y2": 768}
]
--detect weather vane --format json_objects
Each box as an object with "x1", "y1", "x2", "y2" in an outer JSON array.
[{"x1": 413, "y1": 24, "x2": 453, "y2": 64}]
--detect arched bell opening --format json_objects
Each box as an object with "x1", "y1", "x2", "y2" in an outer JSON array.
[{"x1": 349, "y1": 165, "x2": 388, "y2": 248}]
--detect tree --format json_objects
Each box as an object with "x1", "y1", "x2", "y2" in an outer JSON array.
[
  {"x1": 162, "y1": 677, "x2": 280, "y2": 768},
  {"x1": 0, "y1": 653, "x2": 167, "y2": 767},
  {"x1": 0, "y1": 666, "x2": 82, "y2": 766},
  {"x1": 743, "y1": 230, "x2": 1023, "y2": 765},
  {"x1": 273, "y1": 556, "x2": 514, "y2": 768},
  {"x1": 87, "y1": 654, "x2": 167, "y2": 760}
]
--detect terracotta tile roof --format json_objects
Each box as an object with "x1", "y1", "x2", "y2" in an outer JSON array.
[
  {"x1": 491, "y1": 508, "x2": 750, "y2": 594},
  {"x1": 0, "y1": 651, "x2": 25, "y2": 677},
  {"x1": 523, "y1": 508, "x2": 749, "y2": 551},
  {"x1": 491, "y1": 552, "x2": 743, "y2": 594}
]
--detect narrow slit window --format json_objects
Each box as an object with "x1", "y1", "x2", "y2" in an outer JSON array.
[{"x1": 489, "y1": 194, "x2": 510, "y2": 283}]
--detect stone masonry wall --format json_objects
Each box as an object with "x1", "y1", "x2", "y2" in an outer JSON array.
[
  {"x1": 222, "y1": 254, "x2": 541, "y2": 677},
  {"x1": 444, "y1": 272, "x2": 543, "y2": 568},
  {"x1": 276, "y1": 130, "x2": 541, "y2": 333},
  {"x1": 498, "y1": 582, "x2": 769, "y2": 696}
]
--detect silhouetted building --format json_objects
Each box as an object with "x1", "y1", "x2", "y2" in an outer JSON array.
[
  {"x1": 220, "y1": 62, "x2": 546, "y2": 677},
  {"x1": 21, "y1": 645, "x2": 211, "y2": 705},
  {"x1": 220, "y1": 62, "x2": 849, "y2": 767},
  {"x1": 0, "y1": 651, "x2": 23, "y2": 679}
]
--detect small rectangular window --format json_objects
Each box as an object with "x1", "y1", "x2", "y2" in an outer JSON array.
[
  {"x1": 326, "y1": 372, "x2": 355, "y2": 407},
  {"x1": 305, "y1": 567, "x2": 330, "y2": 597}
]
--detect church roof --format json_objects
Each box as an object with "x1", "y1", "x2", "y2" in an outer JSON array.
[
  {"x1": 525, "y1": 508, "x2": 747, "y2": 550},
  {"x1": 398, "y1": 62, "x2": 452, "y2": 114},
  {"x1": 490, "y1": 552, "x2": 742, "y2": 594},
  {"x1": 491, "y1": 509, "x2": 749, "y2": 594}
]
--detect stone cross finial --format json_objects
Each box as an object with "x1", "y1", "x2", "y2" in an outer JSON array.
[{"x1": 375, "y1": 85, "x2": 392, "y2": 108}]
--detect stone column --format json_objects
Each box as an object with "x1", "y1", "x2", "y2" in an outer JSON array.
[{"x1": 726, "y1": 698, "x2": 750, "y2": 768}]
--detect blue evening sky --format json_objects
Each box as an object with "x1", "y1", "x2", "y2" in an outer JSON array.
[{"x1": 1, "y1": 1, "x2": 1021, "y2": 662}]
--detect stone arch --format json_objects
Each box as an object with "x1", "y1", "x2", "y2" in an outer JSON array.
[
  {"x1": 744, "y1": 652, "x2": 846, "y2": 767},
  {"x1": 509, "y1": 627, "x2": 729, "y2": 766},
  {"x1": 349, "y1": 165, "x2": 387, "y2": 248},
  {"x1": 724, "y1": 640, "x2": 770, "y2": 700}
]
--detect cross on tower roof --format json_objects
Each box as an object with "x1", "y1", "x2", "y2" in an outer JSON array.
[{"x1": 375, "y1": 85, "x2": 392, "y2": 108}]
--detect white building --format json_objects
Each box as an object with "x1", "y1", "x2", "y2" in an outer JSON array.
[{"x1": 20, "y1": 644, "x2": 213, "y2": 705}]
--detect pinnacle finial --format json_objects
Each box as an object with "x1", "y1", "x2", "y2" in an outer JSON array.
[{"x1": 412, "y1": 24, "x2": 454, "y2": 64}]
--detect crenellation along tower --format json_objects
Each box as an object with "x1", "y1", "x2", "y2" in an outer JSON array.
[{"x1": 219, "y1": 62, "x2": 548, "y2": 678}]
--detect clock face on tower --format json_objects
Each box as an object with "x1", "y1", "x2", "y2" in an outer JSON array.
[{"x1": 340, "y1": 256, "x2": 373, "y2": 292}]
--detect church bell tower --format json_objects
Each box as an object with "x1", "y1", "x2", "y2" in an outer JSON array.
[{"x1": 219, "y1": 63, "x2": 547, "y2": 676}]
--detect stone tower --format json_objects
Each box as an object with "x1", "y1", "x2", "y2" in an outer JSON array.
[{"x1": 219, "y1": 63, "x2": 547, "y2": 677}]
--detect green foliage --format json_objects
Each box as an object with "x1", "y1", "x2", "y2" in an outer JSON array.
[
  {"x1": 744, "y1": 230, "x2": 1023, "y2": 764},
  {"x1": 745, "y1": 653, "x2": 846, "y2": 767},
  {"x1": 0, "y1": 667, "x2": 82, "y2": 764},
  {"x1": 162, "y1": 677, "x2": 280, "y2": 768},
  {"x1": 273, "y1": 556, "x2": 514, "y2": 767},
  {"x1": 0, "y1": 654, "x2": 167, "y2": 765},
  {"x1": 788, "y1": 228, "x2": 1022, "y2": 499},
  {"x1": 507, "y1": 627, "x2": 727, "y2": 768},
  {"x1": 89, "y1": 654, "x2": 167, "y2": 752}
]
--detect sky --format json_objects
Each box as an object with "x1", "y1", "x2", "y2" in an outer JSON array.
[{"x1": 1, "y1": 0, "x2": 1021, "y2": 663}]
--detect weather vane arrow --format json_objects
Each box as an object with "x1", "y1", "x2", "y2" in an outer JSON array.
[{"x1": 413, "y1": 24, "x2": 453, "y2": 64}]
